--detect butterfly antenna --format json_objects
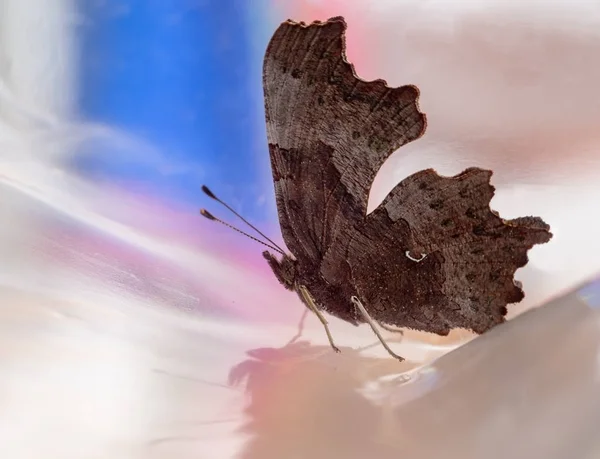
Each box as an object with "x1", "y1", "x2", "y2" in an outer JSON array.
[
  {"x1": 201, "y1": 185, "x2": 286, "y2": 254},
  {"x1": 200, "y1": 209, "x2": 285, "y2": 255}
]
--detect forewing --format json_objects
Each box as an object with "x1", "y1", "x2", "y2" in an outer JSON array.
[
  {"x1": 263, "y1": 17, "x2": 425, "y2": 264},
  {"x1": 347, "y1": 168, "x2": 552, "y2": 335}
]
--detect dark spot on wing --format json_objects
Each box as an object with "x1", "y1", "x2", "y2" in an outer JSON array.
[
  {"x1": 465, "y1": 207, "x2": 477, "y2": 219},
  {"x1": 429, "y1": 199, "x2": 444, "y2": 210}
]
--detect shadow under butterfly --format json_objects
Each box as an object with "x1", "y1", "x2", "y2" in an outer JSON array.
[{"x1": 201, "y1": 16, "x2": 552, "y2": 361}]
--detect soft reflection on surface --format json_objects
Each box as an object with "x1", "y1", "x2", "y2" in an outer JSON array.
[{"x1": 2, "y1": 276, "x2": 600, "y2": 458}]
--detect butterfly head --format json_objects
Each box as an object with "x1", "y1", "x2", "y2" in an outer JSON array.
[{"x1": 262, "y1": 251, "x2": 297, "y2": 291}]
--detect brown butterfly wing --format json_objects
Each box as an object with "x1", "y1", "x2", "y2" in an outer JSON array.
[
  {"x1": 263, "y1": 17, "x2": 426, "y2": 270},
  {"x1": 347, "y1": 167, "x2": 552, "y2": 335}
]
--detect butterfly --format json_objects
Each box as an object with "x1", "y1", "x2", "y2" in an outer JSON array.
[{"x1": 202, "y1": 16, "x2": 552, "y2": 360}]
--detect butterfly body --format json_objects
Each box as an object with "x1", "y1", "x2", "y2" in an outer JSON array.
[
  {"x1": 261, "y1": 16, "x2": 552, "y2": 338},
  {"x1": 263, "y1": 250, "x2": 360, "y2": 325}
]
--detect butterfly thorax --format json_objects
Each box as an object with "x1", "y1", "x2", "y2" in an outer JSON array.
[
  {"x1": 262, "y1": 251, "x2": 298, "y2": 291},
  {"x1": 262, "y1": 250, "x2": 362, "y2": 325}
]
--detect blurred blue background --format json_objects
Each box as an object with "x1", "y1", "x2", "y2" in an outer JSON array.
[{"x1": 76, "y1": 0, "x2": 276, "y2": 220}]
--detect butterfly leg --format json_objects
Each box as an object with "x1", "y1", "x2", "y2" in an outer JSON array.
[
  {"x1": 284, "y1": 308, "x2": 309, "y2": 346},
  {"x1": 378, "y1": 322, "x2": 404, "y2": 337},
  {"x1": 298, "y1": 285, "x2": 341, "y2": 353},
  {"x1": 351, "y1": 296, "x2": 405, "y2": 362}
]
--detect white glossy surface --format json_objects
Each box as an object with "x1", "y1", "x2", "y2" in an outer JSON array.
[{"x1": 2, "y1": 257, "x2": 599, "y2": 458}]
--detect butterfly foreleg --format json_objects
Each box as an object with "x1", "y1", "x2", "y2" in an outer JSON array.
[
  {"x1": 297, "y1": 285, "x2": 341, "y2": 354},
  {"x1": 351, "y1": 296, "x2": 405, "y2": 362}
]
